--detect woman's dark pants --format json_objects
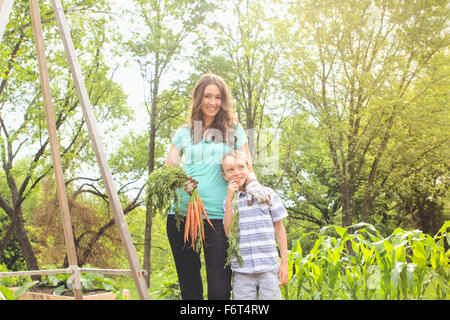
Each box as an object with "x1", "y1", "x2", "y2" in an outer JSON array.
[{"x1": 166, "y1": 214, "x2": 232, "y2": 300}]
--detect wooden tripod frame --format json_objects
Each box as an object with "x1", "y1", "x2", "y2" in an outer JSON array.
[{"x1": 0, "y1": 0, "x2": 150, "y2": 300}]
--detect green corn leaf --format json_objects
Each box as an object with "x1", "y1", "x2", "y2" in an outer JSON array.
[
  {"x1": 406, "y1": 263, "x2": 416, "y2": 295},
  {"x1": 0, "y1": 285, "x2": 14, "y2": 300},
  {"x1": 334, "y1": 226, "x2": 347, "y2": 239},
  {"x1": 394, "y1": 241, "x2": 407, "y2": 262},
  {"x1": 296, "y1": 239, "x2": 303, "y2": 258},
  {"x1": 384, "y1": 240, "x2": 394, "y2": 264},
  {"x1": 391, "y1": 261, "x2": 405, "y2": 295},
  {"x1": 412, "y1": 241, "x2": 427, "y2": 267},
  {"x1": 430, "y1": 270, "x2": 450, "y2": 293},
  {"x1": 435, "y1": 220, "x2": 450, "y2": 238},
  {"x1": 367, "y1": 265, "x2": 381, "y2": 290}
]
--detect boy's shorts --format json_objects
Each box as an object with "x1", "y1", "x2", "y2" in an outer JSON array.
[{"x1": 232, "y1": 267, "x2": 282, "y2": 300}]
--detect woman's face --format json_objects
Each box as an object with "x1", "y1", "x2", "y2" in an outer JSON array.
[{"x1": 201, "y1": 84, "x2": 222, "y2": 121}]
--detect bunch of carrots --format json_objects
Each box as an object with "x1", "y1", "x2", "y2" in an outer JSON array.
[
  {"x1": 147, "y1": 166, "x2": 216, "y2": 252},
  {"x1": 184, "y1": 189, "x2": 216, "y2": 252}
]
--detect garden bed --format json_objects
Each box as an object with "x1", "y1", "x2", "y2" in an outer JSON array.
[{"x1": 12, "y1": 285, "x2": 130, "y2": 300}]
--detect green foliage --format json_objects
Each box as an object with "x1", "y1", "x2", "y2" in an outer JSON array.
[
  {"x1": 38, "y1": 266, "x2": 120, "y2": 296},
  {"x1": 147, "y1": 166, "x2": 188, "y2": 224},
  {"x1": 0, "y1": 0, "x2": 133, "y2": 272},
  {"x1": 225, "y1": 194, "x2": 243, "y2": 267},
  {"x1": 282, "y1": 221, "x2": 449, "y2": 300},
  {"x1": 278, "y1": 0, "x2": 450, "y2": 229},
  {"x1": 0, "y1": 264, "x2": 27, "y2": 287},
  {"x1": 1, "y1": 0, "x2": 449, "y2": 301},
  {"x1": 153, "y1": 277, "x2": 182, "y2": 300},
  {"x1": 0, "y1": 281, "x2": 38, "y2": 300}
]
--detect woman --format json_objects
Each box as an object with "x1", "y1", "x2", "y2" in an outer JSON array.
[{"x1": 164, "y1": 73, "x2": 269, "y2": 300}]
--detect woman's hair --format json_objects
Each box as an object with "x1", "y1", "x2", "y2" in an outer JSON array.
[{"x1": 187, "y1": 73, "x2": 237, "y2": 145}]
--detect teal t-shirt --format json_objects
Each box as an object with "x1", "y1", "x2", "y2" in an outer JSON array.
[{"x1": 170, "y1": 123, "x2": 248, "y2": 220}]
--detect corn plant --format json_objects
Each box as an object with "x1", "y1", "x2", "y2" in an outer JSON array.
[{"x1": 282, "y1": 221, "x2": 449, "y2": 300}]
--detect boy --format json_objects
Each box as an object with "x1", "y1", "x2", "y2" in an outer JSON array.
[{"x1": 221, "y1": 150, "x2": 288, "y2": 300}]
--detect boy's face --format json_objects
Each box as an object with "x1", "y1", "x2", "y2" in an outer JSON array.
[{"x1": 221, "y1": 155, "x2": 250, "y2": 188}]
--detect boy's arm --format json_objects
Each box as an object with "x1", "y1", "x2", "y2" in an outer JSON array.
[
  {"x1": 273, "y1": 219, "x2": 288, "y2": 286},
  {"x1": 274, "y1": 220, "x2": 288, "y2": 264},
  {"x1": 224, "y1": 179, "x2": 239, "y2": 237}
]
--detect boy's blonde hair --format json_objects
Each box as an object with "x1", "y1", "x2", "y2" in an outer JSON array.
[{"x1": 221, "y1": 150, "x2": 250, "y2": 172}]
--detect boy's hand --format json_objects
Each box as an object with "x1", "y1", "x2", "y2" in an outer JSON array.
[
  {"x1": 227, "y1": 178, "x2": 240, "y2": 197},
  {"x1": 278, "y1": 262, "x2": 288, "y2": 286}
]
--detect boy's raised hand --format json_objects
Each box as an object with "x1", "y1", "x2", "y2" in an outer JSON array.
[{"x1": 227, "y1": 178, "x2": 240, "y2": 196}]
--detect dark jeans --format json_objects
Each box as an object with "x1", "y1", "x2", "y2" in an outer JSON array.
[{"x1": 166, "y1": 214, "x2": 232, "y2": 300}]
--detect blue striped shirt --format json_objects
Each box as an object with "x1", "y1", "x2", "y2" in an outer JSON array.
[{"x1": 223, "y1": 187, "x2": 288, "y2": 274}]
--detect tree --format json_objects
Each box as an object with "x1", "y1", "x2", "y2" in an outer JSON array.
[
  {"x1": 277, "y1": 113, "x2": 341, "y2": 230},
  {"x1": 280, "y1": 0, "x2": 449, "y2": 228},
  {"x1": 381, "y1": 51, "x2": 450, "y2": 234},
  {"x1": 196, "y1": 0, "x2": 284, "y2": 158},
  {"x1": 123, "y1": 0, "x2": 214, "y2": 286},
  {"x1": 0, "y1": 0, "x2": 130, "y2": 273}
]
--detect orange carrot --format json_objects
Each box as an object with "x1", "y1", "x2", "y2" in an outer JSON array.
[
  {"x1": 200, "y1": 209, "x2": 205, "y2": 241},
  {"x1": 193, "y1": 200, "x2": 200, "y2": 245},
  {"x1": 184, "y1": 190, "x2": 217, "y2": 251},
  {"x1": 190, "y1": 200, "x2": 196, "y2": 247},
  {"x1": 198, "y1": 197, "x2": 216, "y2": 232},
  {"x1": 184, "y1": 200, "x2": 191, "y2": 244}
]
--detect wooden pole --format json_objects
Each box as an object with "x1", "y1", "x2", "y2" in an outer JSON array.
[
  {"x1": 50, "y1": 0, "x2": 150, "y2": 300},
  {"x1": 28, "y1": 0, "x2": 83, "y2": 300},
  {"x1": 0, "y1": 0, "x2": 14, "y2": 46}
]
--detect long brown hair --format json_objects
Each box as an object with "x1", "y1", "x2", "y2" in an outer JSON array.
[{"x1": 187, "y1": 73, "x2": 237, "y2": 145}]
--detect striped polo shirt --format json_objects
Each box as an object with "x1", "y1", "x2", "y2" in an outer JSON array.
[{"x1": 223, "y1": 187, "x2": 288, "y2": 274}]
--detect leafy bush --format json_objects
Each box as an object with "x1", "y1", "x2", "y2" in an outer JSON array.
[
  {"x1": 38, "y1": 265, "x2": 120, "y2": 296},
  {"x1": 153, "y1": 278, "x2": 181, "y2": 300},
  {"x1": 0, "y1": 281, "x2": 38, "y2": 300},
  {"x1": 282, "y1": 221, "x2": 449, "y2": 300},
  {"x1": 0, "y1": 264, "x2": 28, "y2": 287}
]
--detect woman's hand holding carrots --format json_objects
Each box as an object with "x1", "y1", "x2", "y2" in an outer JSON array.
[{"x1": 183, "y1": 175, "x2": 198, "y2": 194}]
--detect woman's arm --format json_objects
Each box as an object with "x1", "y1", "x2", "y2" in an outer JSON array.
[
  {"x1": 165, "y1": 144, "x2": 182, "y2": 167},
  {"x1": 164, "y1": 143, "x2": 197, "y2": 193}
]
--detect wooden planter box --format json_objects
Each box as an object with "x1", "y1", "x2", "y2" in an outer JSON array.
[{"x1": 11, "y1": 287, "x2": 130, "y2": 300}]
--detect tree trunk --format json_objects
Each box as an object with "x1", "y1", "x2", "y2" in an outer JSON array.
[
  {"x1": 0, "y1": 167, "x2": 40, "y2": 279},
  {"x1": 143, "y1": 51, "x2": 160, "y2": 287},
  {"x1": 143, "y1": 116, "x2": 156, "y2": 287},
  {"x1": 143, "y1": 204, "x2": 153, "y2": 287},
  {"x1": 15, "y1": 210, "x2": 40, "y2": 280},
  {"x1": 340, "y1": 182, "x2": 353, "y2": 228}
]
